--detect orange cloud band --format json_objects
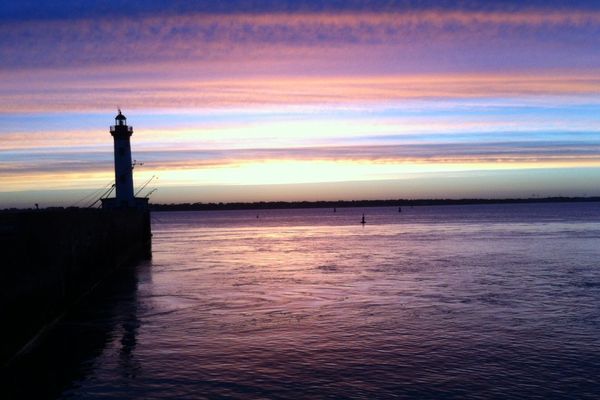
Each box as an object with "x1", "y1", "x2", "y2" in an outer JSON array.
[{"x1": 2, "y1": 73, "x2": 599, "y2": 113}]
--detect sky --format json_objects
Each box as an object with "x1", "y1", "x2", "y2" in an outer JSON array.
[{"x1": 1, "y1": 0, "x2": 600, "y2": 207}]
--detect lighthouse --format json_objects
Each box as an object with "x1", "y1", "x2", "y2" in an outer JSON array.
[{"x1": 102, "y1": 110, "x2": 148, "y2": 210}]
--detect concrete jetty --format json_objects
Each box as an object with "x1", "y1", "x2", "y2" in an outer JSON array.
[{"x1": 0, "y1": 208, "x2": 151, "y2": 365}]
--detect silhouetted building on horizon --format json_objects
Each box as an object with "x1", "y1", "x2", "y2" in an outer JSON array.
[{"x1": 101, "y1": 110, "x2": 148, "y2": 210}]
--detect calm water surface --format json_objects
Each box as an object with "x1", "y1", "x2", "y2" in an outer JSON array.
[{"x1": 8, "y1": 203, "x2": 600, "y2": 399}]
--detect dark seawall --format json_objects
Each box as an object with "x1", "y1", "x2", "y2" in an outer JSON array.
[{"x1": 0, "y1": 209, "x2": 151, "y2": 365}]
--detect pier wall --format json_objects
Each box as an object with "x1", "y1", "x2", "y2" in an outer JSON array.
[{"x1": 0, "y1": 209, "x2": 151, "y2": 365}]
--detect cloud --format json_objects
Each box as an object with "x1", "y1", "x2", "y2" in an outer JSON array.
[
  {"x1": 2, "y1": 73, "x2": 600, "y2": 113},
  {"x1": 3, "y1": 141, "x2": 599, "y2": 179},
  {"x1": 2, "y1": 10, "x2": 600, "y2": 71},
  {"x1": 3, "y1": 1, "x2": 599, "y2": 22},
  {"x1": 2, "y1": 8, "x2": 599, "y2": 114},
  {"x1": 2, "y1": 4, "x2": 600, "y2": 201}
]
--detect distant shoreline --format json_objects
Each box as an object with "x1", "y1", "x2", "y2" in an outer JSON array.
[
  {"x1": 148, "y1": 197, "x2": 600, "y2": 212},
  {"x1": 3, "y1": 196, "x2": 598, "y2": 213}
]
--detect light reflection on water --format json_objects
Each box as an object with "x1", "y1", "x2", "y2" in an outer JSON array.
[{"x1": 12, "y1": 204, "x2": 600, "y2": 399}]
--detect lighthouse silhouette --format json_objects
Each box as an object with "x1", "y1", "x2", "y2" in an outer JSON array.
[{"x1": 101, "y1": 110, "x2": 149, "y2": 210}]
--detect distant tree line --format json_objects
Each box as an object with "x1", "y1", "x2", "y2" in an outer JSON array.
[
  {"x1": 148, "y1": 197, "x2": 600, "y2": 212},
  {"x1": 3, "y1": 196, "x2": 599, "y2": 213}
]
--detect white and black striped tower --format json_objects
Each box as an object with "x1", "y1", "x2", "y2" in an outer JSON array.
[{"x1": 110, "y1": 110, "x2": 135, "y2": 207}]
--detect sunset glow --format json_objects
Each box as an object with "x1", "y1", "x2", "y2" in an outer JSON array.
[{"x1": 1, "y1": 1, "x2": 600, "y2": 207}]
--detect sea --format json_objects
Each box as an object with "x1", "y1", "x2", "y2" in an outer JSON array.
[{"x1": 5, "y1": 202, "x2": 600, "y2": 399}]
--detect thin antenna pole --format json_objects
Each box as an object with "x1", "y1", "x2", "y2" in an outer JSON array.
[
  {"x1": 135, "y1": 175, "x2": 157, "y2": 196},
  {"x1": 69, "y1": 181, "x2": 113, "y2": 207},
  {"x1": 87, "y1": 184, "x2": 115, "y2": 208}
]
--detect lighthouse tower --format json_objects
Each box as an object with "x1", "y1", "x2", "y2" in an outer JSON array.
[
  {"x1": 111, "y1": 110, "x2": 135, "y2": 206},
  {"x1": 102, "y1": 110, "x2": 148, "y2": 210}
]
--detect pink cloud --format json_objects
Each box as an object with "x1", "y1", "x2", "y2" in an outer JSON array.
[
  {"x1": 1, "y1": 72, "x2": 599, "y2": 113},
  {"x1": 2, "y1": 10, "x2": 600, "y2": 71}
]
